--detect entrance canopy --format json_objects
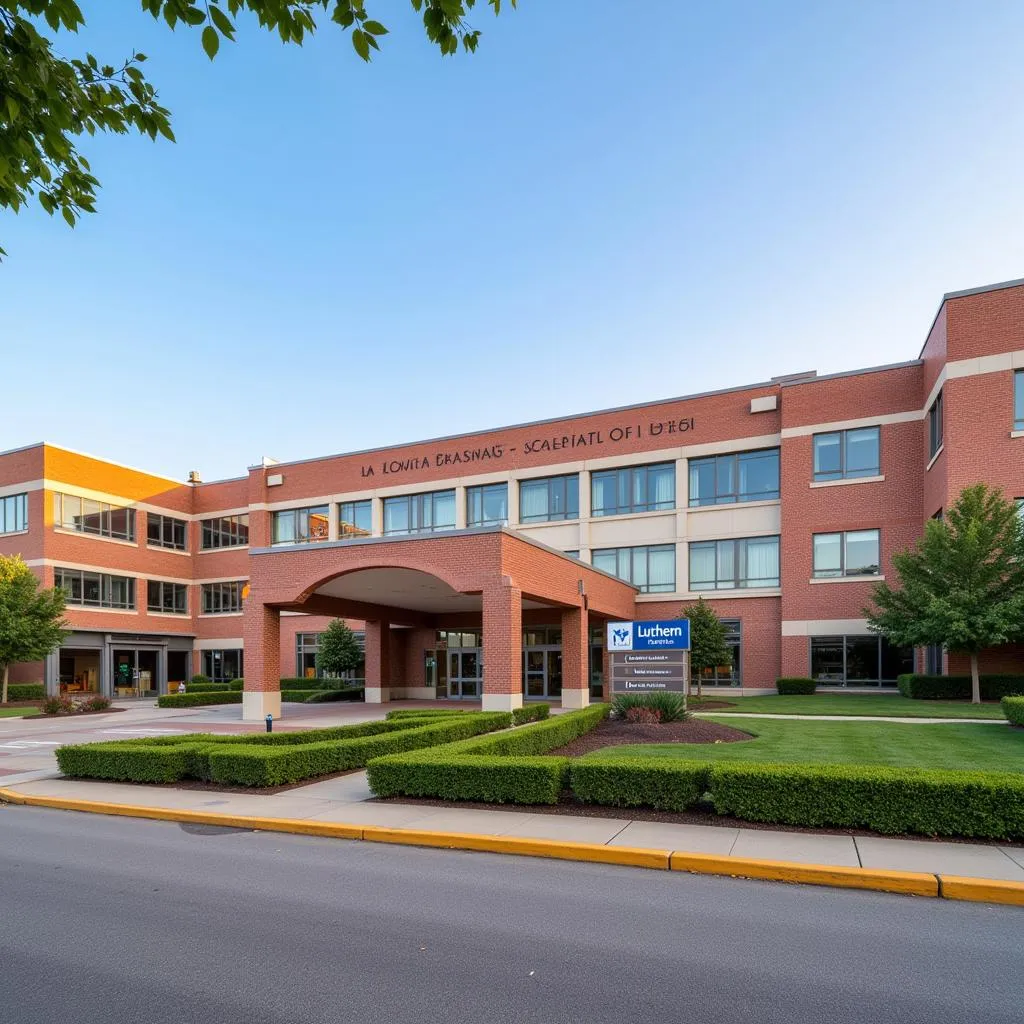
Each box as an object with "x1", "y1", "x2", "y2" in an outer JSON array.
[{"x1": 241, "y1": 527, "x2": 638, "y2": 718}]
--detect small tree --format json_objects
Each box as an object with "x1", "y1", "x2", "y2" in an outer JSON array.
[
  {"x1": 0, "y1": 555, "x2": 69, "y2": 703},
  {"x1": 680, "y1": 598, "x2": 732, "y2": 699},
  {"x1": 316, "y1": 620, "x2": 363, "y2": 678},
  {"x1": 866, "y1": 484, "x2": 1024, "y2": 704}
]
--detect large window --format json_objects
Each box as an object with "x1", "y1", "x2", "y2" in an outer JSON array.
[
  {"x1": 0, "y1": 493, "x2": 27, "y2": 534},
  {"x1": 928, "y1": 390, "x2": 944, "y2": 458},
  {"x1": 147, "y1": 580, "x2": 187, "y2": 614},
  {"x1": 273, "y1": 505, "x2": 330, "y2": 545},
  {"x1": 55, "y1": 567, "x2": 136, "y2": 609},
  {"x1": 201, "y1": 649, "x2": 243, "y2": 684},
  {"x1": 689, "y1": 536, "x2": 780, "y2": 590},
  {"x1": 693, "y1": 619, "x2": 741, "y2": 687},
  {"x1": 147, "y1": 513, "x2": 187, "y2": 551},
  {"x1": 688, "y1": 449, "x2": 779, "y2": 506},
  {"x1": 200, "y1": 581, "x2": 245, "y2": 614},
  {"x1": 812, "y1": 427, "x2": 880, "y2": 481},
  {"x1": 53, "y1": 492, "x2": 136, "y2": 541},
  {"x1": 200, "y1": 514, "x2": 249, "y2": 549},
  {"x1": 519, "y1": 475, "x2": 579, "y2": 523},
  {"x1": 466, "y1": 483, "x2": 508, "y2": 527},
  {"x1": 591, "y1": 463, "x2": 675, "y2": 517},
  {"x1": 296, "y1": 631, "x2": 365, "y2": 678},
  {"x1": 812, "y1": 529, "x2": 880, "y2": 578},
  {"x1": 810, "y1": 635, "x2": 912, "y2": 687},
  {"x1": 339, "y1": 500, "x2": 372, "y2": 538},
  {"x1": 383, "y1": 490, "x2": 456, "y2": 535},
  {"x1": 1015, "y1": 371, "x2": 1023, "y2": 430},
  {"x1": 591, "y1": 544, "x2": 675, "y2": 593}
]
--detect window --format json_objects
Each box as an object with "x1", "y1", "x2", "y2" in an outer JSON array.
[
  {"x1": 0, "y1": 493, "x2": 27, "y2": 534},
  {"x1": 466, "y1": 483, "x2": 508, "y2": 527},
  {"x1": 810, "y1": 635, "x2": 912, "y2": 687},
  {"x1": 201, "y1": 649, "x2": 243, "y2": 684},
  {"x1": 689, "y1": 536, "x2": 780, "y2": 590},
  {"x1": 564, "y1": 550, "x2": 580, "y2": 559},
  {"x1": 147, "y1": 580, "x2": 187, "y2": 614},
  {"x1": 55, "y1": 567, "x2": 136, "y2": 609},
  {"x1": 383, "y1": 490, "x2": 456, "y2": 535},
  {"x1": 688, "y1": 449, "x2": 779, "y2": 506},
  {"x1": 519, "y1": 475, "x2": 579, "y2": 523},
  {"x1": 928, "y1": 391, "x2": 944, "y2": 458},
  {"x1": 272, "y1": 505, "x2": 330, "y2": 544},
  {"x1": 295, "y1": 631, "x2": 368, "y2": 679},
  {"x1": 1015, "y1": 370, "x2": 1024, "y2": 430},
  {"x1": 812, "y1": 427, "x2": 880, "y2": 481},
  {"x1": 812, "y1": 529, "x2": 880, "y2": 578},
  {"x1": 591, "y1": 463, "x2": 675, "y2": 517},
  {"x1": 200, "y1": 581, "x2": 245, "y2": 614},
  {"x1": 693, "y1": 619, "x2": 741, "y2": 687},
  {"x1": 591, "y1": 544, "x2": 675, "y2": 593},
  {"x1": 147, "y1": 513, "x2": 187, "y2": 551},
  {"x1": 53, "y1": 492, "x2": 136, "y2": 541},
  {"x1": 200, "y1": 514, "x2": 249, "y2": 549},
  {"x1": 925, "y1": 644, "x2": 943, "y2": 675},
  {"x1": 339, "y1": 500, "x2": 372, "y2": 539}
]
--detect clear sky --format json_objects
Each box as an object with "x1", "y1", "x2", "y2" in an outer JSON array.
[{"x1": 2, "y1": 1, "x2": 1023, "y2": 482}]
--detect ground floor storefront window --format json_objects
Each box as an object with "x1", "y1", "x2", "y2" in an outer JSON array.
[
  {"x1": 810, "y1": 635, "x2": 912, "y2": 686},
  {"x1": 58, "y1": 650, "x2": 101, "y2": 694},
  {"x1": 693, "y1": 618, "x2": 742, "y2": 687},
  {"x1": 202, "y1": 649, "x2": 243, "y2": 684}
]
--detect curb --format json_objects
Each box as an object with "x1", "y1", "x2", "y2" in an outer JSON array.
[{"x1": 2, "y1": 788, "x2": 1023, "y2": 906}]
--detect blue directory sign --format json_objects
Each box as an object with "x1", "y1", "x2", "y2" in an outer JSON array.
[{"x1": 606, "y1": 619, "x2": 690, "y2": 652}]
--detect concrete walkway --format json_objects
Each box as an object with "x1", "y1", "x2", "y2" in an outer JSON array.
[
  {"x1": 5, "y1": 770, "x2": 1024, "y2": 884},
  {"x1": 694, "y1": 712, "x2": 1007, "y2": 724}
]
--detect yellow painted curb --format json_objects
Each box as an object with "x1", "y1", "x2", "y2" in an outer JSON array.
[
  {"x1": 670, "y1": 851, "x2": 939, "y2": 896},
  {"x1": 361, "y1": 826, "x2": 671, "y2": 869},
  {"x1": 939, "y1": 875, "x2": 1024, "y2": 906}
]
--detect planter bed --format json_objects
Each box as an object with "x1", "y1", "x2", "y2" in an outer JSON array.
[{"x1": 549, "y1": 718, "x2": 753, "y2": 756}]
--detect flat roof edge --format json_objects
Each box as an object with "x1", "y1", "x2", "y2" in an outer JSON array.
[{"x1": 780, "y1": 359, "x2": 923, "y2": 387}]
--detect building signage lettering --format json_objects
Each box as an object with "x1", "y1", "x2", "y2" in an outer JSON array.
[
  {"x1": 606, "y1": 619, "x2": 691, "y2": 652},
  {"x1": 359, "y1": 418, "x2": 696, "y2": 478},
  {"x1": 608, "y1": 620, "x2": 691, "y2": 694}
]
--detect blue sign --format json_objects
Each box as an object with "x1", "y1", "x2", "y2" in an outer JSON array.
[{"x1": 606, "y1": 619, "x2": 690, "y2": 652}]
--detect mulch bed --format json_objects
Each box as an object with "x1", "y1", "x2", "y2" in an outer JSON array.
[{"x1": 548, "y1": 717, "x2": 753, "y2": 757}]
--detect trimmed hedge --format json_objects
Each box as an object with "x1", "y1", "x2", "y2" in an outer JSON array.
[
  {"x1": 56, "y1": 713, "x2": 513, "y2": 787},
  {"x1": 1003, "y1": 696, "x2": 1024, "y2": 726},
  {"x1": 897, "y1": 673, "x2": 1024, "y2": 700},
  {"x1": 571, "y1": 759, "x2": 707, "y2": 812},
  {"x1": 776, "y1": 677, "x2": 817, "y2": 695},
  {"x1": 181, "y1": 681, "x2": 231, "y2": 693},
  {"x1": 304, "y1": 688, "x2": 364, "y2": 703},
  {"x1": 386, "y1": 708, "x2": 470, "y2": 720},
  {"x1": 708, "y1": 761, "x2": 1024, "y2": 840},
  {"x1": 6, "y1": 682, "x2": 44, "y2": 701},
  {"x1": 512, "y1": 703, "x2": 550, "y2": 725},
  {"x1": 157, "y1": 691, "x2": 243, "y2": 708}
]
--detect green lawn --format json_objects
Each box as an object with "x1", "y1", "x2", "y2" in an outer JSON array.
[
  {"x1": 689, "y1": 693, "x2": 1007, "y2": 719},
  {"x1": 585, "y1": 717, "x2": 1024, "y2": 773},
  {"x1": 0, "y1": 707, "x2": 40, "y2": 718}
]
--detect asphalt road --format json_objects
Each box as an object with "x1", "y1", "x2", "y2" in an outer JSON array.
[{"x1": 1, "y1": 806, "x2": 1021, "y2": 1024}]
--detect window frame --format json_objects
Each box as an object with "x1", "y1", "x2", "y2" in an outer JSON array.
[
  {"x1": 200, "y1": 514, "x2": 249, "y2": 550},
  {"x1": 200, "y1": 580, "x2": 245, "y2": 615},
  {"x1": 811, "y1": 528, "x2": 881, "y2": 579},
  {"x1": 688, "y1": 448, "x2": 780, "y2": 507},
  {"x1": 466, "y1": 483, "x2": 509, "y2": 528},
  {"x1": 146, "y1": 513, "x2": 188, "y2": 551},
  {"x1": 810, "y1": 634, "x2": 912, "y2": 686},
  {"x1": 518, "y1": 474, "x2": 579, "y2": 524},
  {"x1": 55, "y1": 567, "x2": 136, "y2": 609},
  {"x1": 590, "y1": 544, "x2": 676, "y2": 593},
  {"x1": 339, "y1": 500, "x2": 372, "y2": 539},
  {"x1": 382, "y1": 489, "x2": 457, "y2": 536},
  {"x1": 0, "y1": 492, "x2": 28, "y2": 534},
  {"x1": 811, "y1": 427, "x2": 881, "y2": 482},
  {"x1": 590, "y1": 462, "x2": 676, "y2": 518},
  {"x1": 53, "y1": 492, "x2": 136, "y2": 541},
  {"x1": 928, "y1": 390, "x2": 944, "y2": 458},
  {"x1": 688, "y1": 536, "x2": 781, "y2": 591},
  {"x1": 201, "y1": 649, "x2": 244, "y2": 684},
  {"x1": 146, "y1": 579, "x2": 188, "y2": 614},
  {"x1": 272, "y1": 505, "x2": 331, "y2": 545},
  {"x1": 1014, "y1": 370, "x2": 1024, "y2": 431}
]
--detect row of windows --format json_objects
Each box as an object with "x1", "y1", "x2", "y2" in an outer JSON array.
[
  {"x1": 147, "y1": 513, "x2": 188, "y2": 551},
  {"x1": 201, "y1": 514, "x2": 249, "y2": 549},
  {"x1": 0, "y1": 493, "x2": 28, "y2": 534},
  {"x1": 54, "y1": 568, "x2": 246, "y2": 615},
  {"x1": 54, "y1": 492, "x2": 136, "y2": 541}
]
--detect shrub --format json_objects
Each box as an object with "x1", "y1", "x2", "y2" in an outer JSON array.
[
  {"x1": 512, "y1": 703, "x2": 550, "y2": 725},
  {"x1": 624, "y1": 706, "x2": 661, "y2": 724},
  {"x1": 228, "y1": 679, "x2": 245, "y2": 690},
  {"x1": 157, "y1": 691, "x2": 243, "y2": 709},
  {"x1": 776, "y1": 677, "x2": 817, "y2": 695},
  {"x1": 82, "y1": 695, "x2": 111, "y2": 712},
  {"x1": 386, "y1": 708, "x2": 470, "y2": 720},
  {"x1": 304, "y1": 688, "x2": 365, "y2": 703},
  {"x1": 897, "y1": 674, "x2": 1024, "y2": 700},
  {"x1": 1003, "y1": 696, "x2": 1024, "y2": 726},
  {"x1": 570, "y1": 760, "x2": 708, "y2": 812},
  {"x1": 182, "y1": 681, "x2": 231, "y2": 693},
  {"x1": 6, "y1": 682, "x2": 44, "y2": 701},
  {"x1": 278, "y1": 677, "x2": 349, "y2": 689},
  {"x1": 708, "y1": 761, "x2": 1024, "y2": 840},
  {"x1": 41, "y1": 696, "x2": 75, "y2": 715},
  {"x1": 280, "y1": 689, "x2": 329, "y2": 703},
  {"x1": 611, "y1": 692, "x2": 688, "y2": 723},
  {"x1": 190, "y1": 674, "x2": 212, "y2": 685}
]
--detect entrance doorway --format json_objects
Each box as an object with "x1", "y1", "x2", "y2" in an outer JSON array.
[
  {"x1": 446, "y1": 647, "x2": 482, "y2": 699},
  {"x1": 112, "y1": 649, "x2": 159, "y2": 698},
  {"x1": 523, "y1": 648, "x2": 562, "y2": 699},
  {"x1": 58, "y1": 650, "x2": 101, "y2": 695},
  {"x1": 167, "y1": 651, "x2": 189, "y2": 694}
]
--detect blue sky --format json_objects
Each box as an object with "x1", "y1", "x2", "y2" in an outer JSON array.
[{"x1": 2, "y1": 1, "x2": 1023, "y2": 482}]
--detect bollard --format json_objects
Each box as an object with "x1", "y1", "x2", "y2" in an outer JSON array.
[{"x1": 265, "y1": 714, "x2": 273, "y2": 733}]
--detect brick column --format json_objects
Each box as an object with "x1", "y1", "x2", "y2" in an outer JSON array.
[
  {"x1": 561, "y1": 606, "x2": 590, "y2": 709},
  {"x1": 365, "y1": 618, "x2": 392, "y2": 703},
  {"x1": 242, "y1": 601, "x2": 281, "y2": 720},
  {"x1": 482, "y1": 579, "x2": 523, "y2": 712}
]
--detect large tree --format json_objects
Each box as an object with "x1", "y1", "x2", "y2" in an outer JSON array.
[
  {"x1": 866, "y1": 483, "x2": 1024, "y2": 704},
  {"x1": 680, "y1": 597, "x2": 732, "y2": 699},
  {"x1": 0, "y1": 1, "x2": 514, "y2": 256},
  {"x1": 0, "y1": 554, "x2": 68, "y2": 703},
  {"x1": 316, "y1": 618, "x2": 362, "y2": 678}
]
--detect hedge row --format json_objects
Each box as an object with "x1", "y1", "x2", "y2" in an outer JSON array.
[
  {"x1": 304, "y1": 688, "x2": 365, "y2": 703},
  {"x1": 775, "y1": 677, "x2": 817, "y2": 695},
  {"x1": 897, "y1": 674, "x2": 1024, "y2": 700},
  {"x1": 1003, "y1": 696, "x2": 1024, "y2": 726},
  {"x1": 56, "y1": 712, "x2": 513, "y2": 787},
  {"x1": 157, "y1": 692, "x2": 243, "y2": 708},
  {"x1": 366, "y1": 705, "x2": 609, "y2": 805},
  {"x1": 512, "y1": 703, "x2": 551, "y2": 725},
  {"x1": 5, "y1": 682, "x2": 44, "y2": 701}
]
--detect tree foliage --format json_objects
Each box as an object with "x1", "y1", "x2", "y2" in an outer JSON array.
[
  {"x1": 0, "y1": 554, "x2": 68, "y2": 703},
  {"x1": 316, "y1": 618, "x2": 363, "y2": 676},
  {"x1": 865, "y1": 484, "x2": 1024, "y2": 703},
  {"x1": 680, "y1": 597, "x2": 732, "y2": 698},
  {"x1": 0, "y1": 1, "x2": 514, "y2": 255}
]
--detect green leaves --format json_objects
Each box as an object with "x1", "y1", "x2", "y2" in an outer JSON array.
[{"x1": 201, "y1": 25, "x2": 219, "y2": 59}]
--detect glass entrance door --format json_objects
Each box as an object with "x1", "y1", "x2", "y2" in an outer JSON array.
[
  {"x1": 447, "y1": 648, "x2": 482, "y2": 699},
  {"x1": 112, "y1": 649, "x2": 160, "y2": 698},
  {"x1": 523, "y1": 648, "x2": 562, "y2": 699}
]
